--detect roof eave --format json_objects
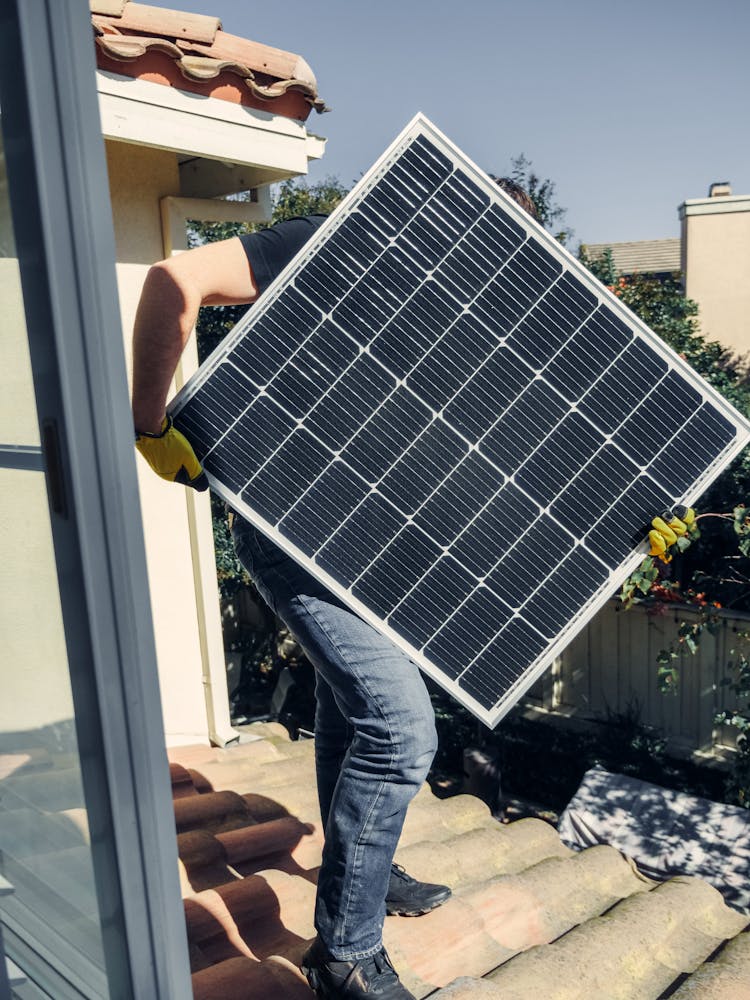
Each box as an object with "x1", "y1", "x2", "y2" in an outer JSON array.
[{"x1": 97, "y1": 69, "x2": 326, "y2": 195}]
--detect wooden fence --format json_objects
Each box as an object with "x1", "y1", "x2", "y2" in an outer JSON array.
[{"x1": 525, "y1": 599, "x2": 750, "y2": 758}]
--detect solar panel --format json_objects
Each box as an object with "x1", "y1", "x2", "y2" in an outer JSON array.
[{"x1": 170, "y1": 114, "x2": 750, "y2": 728}]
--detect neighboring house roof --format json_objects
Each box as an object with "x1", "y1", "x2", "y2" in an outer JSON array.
[
  {"x1": 168, "y1": 723, "x2": 750, "y2": 1000},
  {"x1": 90, "y1": 1, "x2": 328, "y2": 121},
  {"x1": 585, "y1": 238, "x2": 682, "y2": 276}
]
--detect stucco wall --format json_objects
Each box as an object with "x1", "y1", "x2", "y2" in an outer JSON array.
[
  {"x1": 682, "y1": 200, "x2": 750, "y2": 361},
  {"x1": 105, "y1": 139, "x2": 219, "y2": 745}
]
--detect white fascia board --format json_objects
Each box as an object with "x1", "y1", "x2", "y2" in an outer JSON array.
[
  {"x1": 679, "y1": 194, "x2": 750, "y2": 218},
  {"x1": 96, "y1": 70, "x2": 324, "y2": 175}
]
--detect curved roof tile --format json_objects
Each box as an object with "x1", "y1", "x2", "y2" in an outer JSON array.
[
  {"x1": 91, "y1": 0, "x2": 328, "y2": 120},
  {"x1": 167, "y1": 725, "x2": 750, "y2": 999}
]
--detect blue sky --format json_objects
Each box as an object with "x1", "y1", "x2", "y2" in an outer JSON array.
[{"x1": 148, "y1": 0, "x2": 749, "y2": 247}]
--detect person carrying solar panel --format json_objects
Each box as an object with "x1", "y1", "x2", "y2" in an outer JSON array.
[{"x1": 131, "y1": 182, "x2": 693, "y2": 1000}]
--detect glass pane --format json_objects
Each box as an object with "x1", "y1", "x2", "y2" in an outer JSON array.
[{"x1": 0, "y1": 122, "x2": 109, "y2": 995}]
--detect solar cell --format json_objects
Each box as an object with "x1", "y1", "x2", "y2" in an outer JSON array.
[{"x1": 171, "y1": 114, "x2": 750, "y2": 726}]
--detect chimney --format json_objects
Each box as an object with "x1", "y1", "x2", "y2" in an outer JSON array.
[{"x1": 709, "y1": 181, "x2": 732, "y2": 197}]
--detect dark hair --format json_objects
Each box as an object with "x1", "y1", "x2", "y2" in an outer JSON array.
[{"x1": 491, "y1": 176, "x2": 540, "y2": 222}]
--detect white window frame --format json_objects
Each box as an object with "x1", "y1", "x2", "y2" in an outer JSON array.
[{"x1": 0, "y1": 2, "x2": 192, "y2": 996}]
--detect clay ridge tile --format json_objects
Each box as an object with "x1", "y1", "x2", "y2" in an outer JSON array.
[
  {"x1": 174, "y1": 31, "x2": 313, "y2": 87},
  {"x1": 91, "y1": 1, "x2": 220, "y2": 44},
  {"x1": 91, "y1": 1, "x2": 328, "y2": 114}
]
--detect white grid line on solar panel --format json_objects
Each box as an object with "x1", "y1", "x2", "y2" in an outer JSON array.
[
  {"x1": 356, "y1": 142, "x2": 448, "y2": 231},
  {"x1": 376, "y1": 483, "x2": 548, "y2": 628},
  {"x1": 367, "y1": 239, "x2": 564, "y2": 376},
  {"x1": 469, "y1": 371, "x2": 716, "y2": 562},
  {"x1": 650, "y1": 402, "x2": 737, "y2": 479},
  {"x1": 250, "y1": 196, "x2": 598, "y2": 500},
  {"x1": 176, "y1": 364, "x2": 255, "y2": 445},
  {"x1": 389, "y1": 497, "x2": 609, "y2": 661},
  {"x1": 214, "y1": 296, "x2": 684, "y2": 524},
  {"x1": 216, "y1": 238, "x2": 541, "y2": 519},
  {"x1": 368, "y1": 275, "x2": 599, "y2": 448},
  {"x1": 421, "y1": 585, "x2": 515, "y2": 679},
  {"x1": 460, "y1": 617, "x2": 551, "y2": 707},
  {"x1": 455, "y1": 546, "x2": 607, "y2": 692},
  {"x1": 602, "y1": 378, "x2": 731, "y2": 500},
  {"x1": 214, "y1": 264, "x2": 708, "y2": 600},
  {"x1": 457, "y1": 621, "x2": 550, "y2": 707},
  {"x1": 478, "y1": 320, "x2": 632, "y2": 456},
  {"x1": 383, "y1": 505, "x2": 579, "y2": 640},
  {"x1": 536, "y1": 311, "x2": 635, "y2": 401},
  {"x1": 473, "y1": 336, "x2": 706, "y2": 486},
  {"x1": 297, "y1": 462, "x2": 563, "y2": 638},
  {"x1": 386, "y1": 556, "x2": 477, "y2": 645},
  {"x1": 367, "y1": 444, "x2": 582, "y2": 619},
  {"x1": 203, "y1": 159, "x2": 464, "y2": 414},
  {"x1": 331, "y1": 418, "x2": 565, "y2": 597},
  {"x1": 642, "y1": 399, "x2": 736, "y2": 478},
  {"x1": 418, "y1": 505, "x2": 612, "y2": 661},
  {"x1": 353, "y1": 162, "x2": 482, "y2": 254},
  {"x1": 202, "y1": 168, "x2": 492, "y2": 478},
  {"x1": 434, "y1": 600, "x2": 550, "y2": 691},
  {"x1": 191, "y1": 306, "x2": 327, "y2": 457},
  {"x1": 420, "y1": 586, "x2": 520, "y2": 674},
  {"x1": 324, "y1": 271, "x2": 598, "y2": 489},
  {"x1": 406, "y1": 275, "x2": 596, "y2": 398},
  {"x1": 469, "y1": 608, "x2": 589, "y2": 701},
  {"x1": 293, "y1": 173, "x2": 533, "y2": 361},
  {"x1": 358, "y1": 491, "x2": 565, "y2": 645},
  {"x1": 350, "y1": 168, "x2": 462, "y2": 250},
  {"x1": 191, "y1": 236, "x2": 732, "y2": 616},
  {"x1": 194, "y1": 151, "x2": 736, "y2": 576}
]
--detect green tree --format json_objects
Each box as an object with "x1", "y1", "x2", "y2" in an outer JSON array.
[
  {"x1": 581, "y1": 248, "x2": 750, "y2": 613},
  {"x1": 504, "y1": 153, "x2": 574, "y2": 244}
]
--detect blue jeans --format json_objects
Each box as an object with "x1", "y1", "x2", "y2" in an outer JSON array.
[{"x1": 232, "y1": 519, "x2": 438, "y2": 960}]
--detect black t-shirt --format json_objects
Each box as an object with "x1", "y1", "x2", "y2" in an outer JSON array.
[{"x1": 238, "y1": 214, "x2": 328, "y2": 294}]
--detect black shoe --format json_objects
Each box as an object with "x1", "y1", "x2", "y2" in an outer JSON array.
[
  {"x1": 385, "y1": 864, "x2": 452, "y2": 916},
  {"x1": 301, "y1": 937, "x2": 416, "y2": 999}
]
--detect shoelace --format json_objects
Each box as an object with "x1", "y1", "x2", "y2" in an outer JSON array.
[
  {"x1": 361, "y1": 948, "x2": 398, "y2": 986},
  {"x1": 390, "y1": 864, "x2": 415, "y2": 884}
]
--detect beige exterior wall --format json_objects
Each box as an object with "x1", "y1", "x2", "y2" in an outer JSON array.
[
  {"x1": 107, "y1": 139, "x2": 251, "y2": 747},
  {"x1": 104, "y1": 139, "x2": 221, "y2": 745},
  {"x1": 681, "y1": 196, "x2": 750, "y2": 361}
]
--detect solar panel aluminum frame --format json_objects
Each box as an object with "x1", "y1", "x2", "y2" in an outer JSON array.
[{"x1": 170, "y1": 113, "x2": 750, "y2": 728}]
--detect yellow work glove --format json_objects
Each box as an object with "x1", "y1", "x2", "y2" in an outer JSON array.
[
  {"x1": 135, "y1": 415, "x2": 209, "y2": 492},
  {"x1": 648, "y1": 506, "x2": 696, "y2": 563}
]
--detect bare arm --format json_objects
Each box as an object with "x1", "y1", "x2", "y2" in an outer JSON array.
[{"x1": 131, "y1": 236, "x2": 259, "y2": 433}]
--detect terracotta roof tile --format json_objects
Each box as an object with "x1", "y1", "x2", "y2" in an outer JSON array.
[
  {"x1": 167, "y1": 726, "x2": 750, "y2": 998},
  {"x1": 90, "y1": 0, "x2": 328, "y2": 120},
  {"x1": 671, "y1": 931, "x2": 750, "y2": 999},
  {"x1": 92, "y1": 2, "x2": 220, "y2": 44}
]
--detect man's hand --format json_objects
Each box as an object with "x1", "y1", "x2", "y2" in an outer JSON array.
[
  {"x1": 648, "y1": 505, "x2": 697, "y2": 563},
  {"x1": 135, "y1": 415, "x2": 209, "y2": 491}
]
